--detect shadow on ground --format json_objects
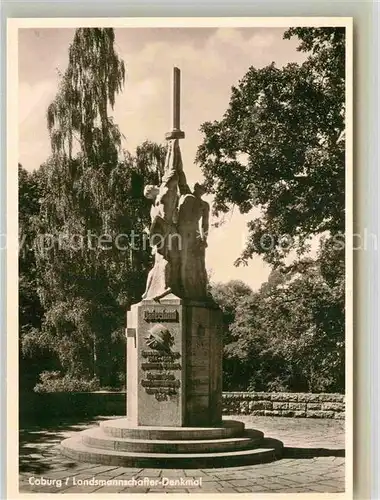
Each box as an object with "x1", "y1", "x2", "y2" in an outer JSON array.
[
  {"x1": 283, "y1": 447, "x2": 345, "y2": 458},
  {"x1": 19, "y1": 416, "x2": 113, "y2": 474}
]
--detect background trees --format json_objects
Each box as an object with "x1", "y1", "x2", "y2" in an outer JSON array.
[
  {"x1": 201, "y1": 28, "x2": 346, "y2": 393},
  {"x1": 212, "y1": 251, "x2": 344, "y2": 393},
  {"x1": 19, "y1": 164, "x2": 48, "y2": 391},
  {"x1": 19, "y1": 29, "x2": 166, "y2": 391},
  {"x1": 196, "y1": 27, "x2": 345, "y2": 266}
]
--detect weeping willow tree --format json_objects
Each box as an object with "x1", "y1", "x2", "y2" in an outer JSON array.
[
  {"x1": 47, "y1": 28, "x2": 125, "y2": 166},
  {"x1": 24, "y1": 29, "x2": 166, "y2": 389}
]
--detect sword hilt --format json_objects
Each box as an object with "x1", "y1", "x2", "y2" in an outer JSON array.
[{"x1": 165, "y1": 129, "x2": 185, "y2": 140}]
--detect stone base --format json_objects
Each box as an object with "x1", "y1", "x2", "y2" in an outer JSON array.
[
  {"x1": 126, "y1": 295, "x2": 223, "y2": 427},
  {"x1": 60, "y1": 417, "x2": 283, "y2": 468}
]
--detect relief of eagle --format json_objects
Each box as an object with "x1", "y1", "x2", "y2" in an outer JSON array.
[{"x1": 145, "y1": 324, "x2": 175, "y2": 353}]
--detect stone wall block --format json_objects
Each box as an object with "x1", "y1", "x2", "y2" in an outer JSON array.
[
  {"x1": 293, "y1": 411, "x2": 307, "y2": 418},
  {"x1": 251, "y1": 401, "x2": 272, "y2": 410},
  {"x1": 322, "y1": 402, "x2": 345, "y2": 412},
  {"x1": 264, "y1": 410, "x2": 281, "y2": 416},
  {"x1": 270, "y1": 393, "x2": 298, "y2": 402},
  {"x1": 254, "y1": 392, "x2": 272, "y2": 401},
  {"x1": 318, "y1": 393, "x2": 344, "y2": 402},
  {"x1": 307, "y1": 410, "x2": 335, "y2": 419},
  {"x1": 307, "y1": 402, "x2": 322, "y2": 410},
  {"x1": 273, "y1": 402, "x2": 288, "y2": 410},
  {"x1": 288, "y1": 402, "x2": 307, "y2": 411},
  {"x1": 335, "y1": 412, "x2": 345, "y2": 420},
  {"x1": 297, "y1": 393, "x2": 315, "y2": 402},
  {"x1": 280, "y1": 410, "x2": 295, "y2": 417}
]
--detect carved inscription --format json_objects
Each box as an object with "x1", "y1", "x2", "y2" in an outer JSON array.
[
  {"x1": 143, "y1": 309, "x2": 179, "y2": 322},
  {"x1": 142, "y1": 350, "x2": 181, "y2": 359},
  {"x1": 142, "y1": 379, "x2": 180, "y2": 388},
  {"x1": 142, "y1": 362, "x2": 181, "y2": 370},
  {"x1": 147, "y1": 372, "x2": 175, "y2": 380},
  {"x1": 141, "y1": 350, "x2": 181, "y2": 401}
]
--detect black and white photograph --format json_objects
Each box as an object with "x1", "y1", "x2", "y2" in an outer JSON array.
[{"x1": 9, "y1": 17, "x2": 352, "y2": 497}]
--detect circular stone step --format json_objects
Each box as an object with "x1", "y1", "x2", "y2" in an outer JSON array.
[
  {"x1": 81, "y1": 427, "x2": 264, "y2": 454},
  {"x1": 60, "y1": 436, "x2": 283, "y2": 468},
  {"x1": 100, "y1": 418, "x2": 245, "y2": 440}
]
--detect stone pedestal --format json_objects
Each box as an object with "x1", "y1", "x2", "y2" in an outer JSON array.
[
  {"x1": 126, "y1": 294, "x2": 222, "y2": 427},
  {"x1": 61, "y1": 296, "x2": 283, "y2": 468}
]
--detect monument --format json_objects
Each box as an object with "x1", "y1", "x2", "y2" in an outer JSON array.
[{"x1": 61, "y1": 68, "x2": 283, "y2": 467}]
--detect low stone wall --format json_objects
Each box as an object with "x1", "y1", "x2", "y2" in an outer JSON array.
[
  {"x1": 20, "y1": 391, "x2": 345, "y2": 422},
  {"x1": 19, "y1": 391, "x2": 125, "y2": 424},
  {"x1": 223, "y1": 392, "x2": 345, "y2": 419}
]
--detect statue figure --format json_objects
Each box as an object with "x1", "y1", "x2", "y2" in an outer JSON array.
[
  {"x1": 142, "y1": 68, "x2": 210, "y2": 302},
  {"x1": 142, "y1": 138, "x2": 210, "y2": 302},
  {"x1": 177, "y1": 182, "x2": 209, "y2": 300},
  {"x1": 142, "y1": 139, "x2": 185, "y2": 301}
]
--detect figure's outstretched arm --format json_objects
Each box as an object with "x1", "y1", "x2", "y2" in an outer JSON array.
[
  {"x1": 161, "y1": 139, "x2": 178, "y2": 187},
  {"x1": 162, "y1": 139, "x2": 190, "y2": 195},
  {"x1": 174, "y1": 141, "x2": 191, "y2": 195}
]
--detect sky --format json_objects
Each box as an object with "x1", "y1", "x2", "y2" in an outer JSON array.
[{"x1": 18, "y1": 27, "x2": 306, "y2": 290}]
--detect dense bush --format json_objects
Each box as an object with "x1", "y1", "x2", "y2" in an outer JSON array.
[
  {"x1": 34, "y1": 371, "x2": 100, "y2": 393},
  {"x1": 211, "y1": 266, "x2": 344, "y2": 394}
]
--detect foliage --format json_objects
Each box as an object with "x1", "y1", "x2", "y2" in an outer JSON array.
[
  {"x1": 33, "y1": 148, "x2": 164, "y2": 386},
  {"x1": 196, "y1": 27, "x2": 345, "y2": 267},
  {"x1": 209, "y1": 281, "x2": 254, "y2": 390},
  {"x1": 47, "y1": 28, "x2": 125, "y2": 167},
  {"x1": 209, "y1": 281, "x2": 253, "y2": 348},
  {"x1": 212, "y1": 246, "x2": 345, "y2": 393},
  {"x1": 199, "y1": 28, "x2": 346, "y2": 393},
  {"x1": 19, "y1": 164, "x2": 54, "y2": 391},
  {"x1": 23, "y1": 29, "x2": 166, "y2": 389},
  {"x1": 19, "y1": 164, "x2": 43, "y2": 332},
  {"x1": 34, "y1": 370, "x2": 100, "y2": 393}
]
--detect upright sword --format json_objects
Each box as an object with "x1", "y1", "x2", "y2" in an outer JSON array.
[{"x1": 165, "y1": 67, "x2": 185, "y2": 140}]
